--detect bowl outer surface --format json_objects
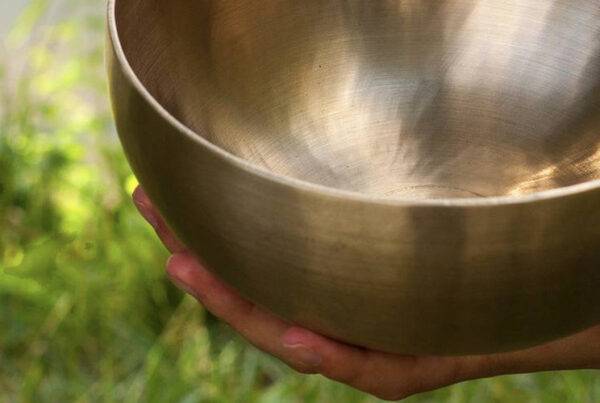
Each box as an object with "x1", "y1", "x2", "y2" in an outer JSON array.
[{"x1": 107, "y1": 2, "x2": 600, "y2": 355}]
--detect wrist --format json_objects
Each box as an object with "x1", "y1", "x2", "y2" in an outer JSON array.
[{"x1": 487, "y1": 325, "x2": 600, "y2": 377}]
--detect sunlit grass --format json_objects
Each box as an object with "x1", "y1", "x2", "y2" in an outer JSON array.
[{"x1": 0, "y1": 1, "x2": 598, "y2": 402}]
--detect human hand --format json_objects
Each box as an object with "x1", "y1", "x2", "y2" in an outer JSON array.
[{"x1": 133, "y1": 186, "x2": 600, "y2": 401}]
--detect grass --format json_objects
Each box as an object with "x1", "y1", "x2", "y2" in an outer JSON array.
[{"x1": 0, "y1": 0, "x2": 598, "y2": 401}]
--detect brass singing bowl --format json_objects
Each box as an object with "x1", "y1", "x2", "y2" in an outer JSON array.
[{"x1": 107, "y1": 0, "x2": 600, "y2": 355}]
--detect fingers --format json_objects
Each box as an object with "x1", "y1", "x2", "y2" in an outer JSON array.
[
  {"x1": 131, "y1": 186, "x2": 600, "y2": 400},
  {"x1": 166, "y1": 252, "x2": 476, "y2": 400},
  {"x1": 281, "y1": 327, "x2": 467, "y2": 400},
  {"x1": 131, "y1": 186, "x2": 321, "y2": 370},
  {"x1": 166, "y1": 252, "x2": 324, "y2": 373},
  {"x1": 166, "y1": 251, "x2": 600, "y2": 402},
  {"x1": 132, "y1": 186, "x2": 186, "y2": 253}
]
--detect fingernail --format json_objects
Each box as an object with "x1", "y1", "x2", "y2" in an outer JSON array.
[{"x1": 284, "y1": 344, "x2": 322, "y2": 367}]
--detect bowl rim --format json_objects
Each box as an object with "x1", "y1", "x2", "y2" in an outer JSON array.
[{"x1": 107, "y1": 0, "x2": 600, "y2": 208}]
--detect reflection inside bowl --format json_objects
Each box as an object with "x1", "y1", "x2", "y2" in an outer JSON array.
[{"x1": 116, "y1": 0, "x2": 600, "y2": 199}]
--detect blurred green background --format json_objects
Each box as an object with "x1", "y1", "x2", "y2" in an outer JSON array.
[{"x1": 0, "y1": 1, "x2": 598, "y2": 401}]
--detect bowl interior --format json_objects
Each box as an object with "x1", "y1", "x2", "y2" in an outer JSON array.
[{"x1": 115, "y1": 0, "x2": 600, "y2": 199}]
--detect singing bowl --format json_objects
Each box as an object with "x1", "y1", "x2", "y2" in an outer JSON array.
[{"x1": 107, "y1": 0, "x2": 600, "y2": 355}]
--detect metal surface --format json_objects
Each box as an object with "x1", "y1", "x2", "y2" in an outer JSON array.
[{"x1": 107, "y1": 0, "x2": 600, "y2": 355}]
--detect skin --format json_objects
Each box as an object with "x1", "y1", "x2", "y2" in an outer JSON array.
[{"x1": 133, "y1": 186, "x2": 600, "y2": 401}]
